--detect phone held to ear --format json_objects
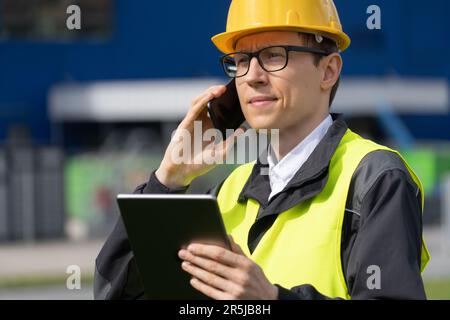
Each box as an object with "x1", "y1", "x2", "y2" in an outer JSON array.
[{"x1": 207, "y1": 79, "x2": 246, "y2": 138}]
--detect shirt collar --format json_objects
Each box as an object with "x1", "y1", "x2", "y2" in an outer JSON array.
[
  {"x1": 267, "y1": 114, "x2": 333, "y2": 188},
  {"x1": 238, "y1": 113, "x2": 348, "y2": 207}
]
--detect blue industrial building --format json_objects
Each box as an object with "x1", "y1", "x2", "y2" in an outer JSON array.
[{"x1": 0, "y1": 0, "x2": 449, "y2": 144}]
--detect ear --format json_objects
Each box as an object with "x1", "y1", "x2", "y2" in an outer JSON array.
[{"x1": 320, "y1": 53, "x2": 342, "y2": 91}]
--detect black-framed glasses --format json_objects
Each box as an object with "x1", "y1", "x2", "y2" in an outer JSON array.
[{"x1": 220, "y1": 45, "x2": 330, "y2": 78}]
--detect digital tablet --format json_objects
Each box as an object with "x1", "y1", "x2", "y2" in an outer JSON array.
[{"x1": 116, "y1": 194, "x2": 231, "y2": 300}]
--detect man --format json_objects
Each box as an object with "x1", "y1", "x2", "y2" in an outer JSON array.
[{"x1": 94, "y1": 0, "x2": 430, "y2": 299}]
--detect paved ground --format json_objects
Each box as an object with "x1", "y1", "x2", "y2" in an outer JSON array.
[
  {"x1": 0, "y1": 239, "x2": 102, "y2": 300},
  {"x1": 0, "y1": 240, "x2": 103, "y2": 280},
  {"x1": 422, "y1": 227, "x2": 450, "y2": 279},
  {"x1": 0, "y1": 285, "x2": 93, "y2": 300},
  {"x1": 0, "y1": 227, "x2": 449, "y2": 300}
]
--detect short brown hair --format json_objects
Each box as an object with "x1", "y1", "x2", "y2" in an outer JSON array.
[{"x1": 299, "y1": 33, "x2": 340, "y2": 108}]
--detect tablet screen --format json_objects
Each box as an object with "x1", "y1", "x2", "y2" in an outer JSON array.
[{"x1": 117, "y1": 194, "x2": 230, "y2": 300}]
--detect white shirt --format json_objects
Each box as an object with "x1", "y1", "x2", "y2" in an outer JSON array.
[{"x1": 267, "y1": 114, "x2": 333, "y2": 201}]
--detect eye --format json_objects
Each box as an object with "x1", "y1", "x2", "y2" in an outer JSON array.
[
  {"x1": 268, "y1": 52, "x2": 282, "y2": 58},
  {"x1": 262, "y1": 48, "x2": 285, "y2": 62},
  {"x1": 235, "y1": 56, "x2": 249, "y2": 66}
]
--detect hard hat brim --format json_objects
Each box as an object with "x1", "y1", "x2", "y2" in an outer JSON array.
[{"x1": 212, "y1": 25, "x2": 351, "y2": 54}]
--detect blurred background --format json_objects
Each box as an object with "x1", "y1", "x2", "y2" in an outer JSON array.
[{"x1": 0, "y1": 0, "x2": 449, "y2": 299}]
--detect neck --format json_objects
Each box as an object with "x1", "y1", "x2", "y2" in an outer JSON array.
[{"x1": 270, "y1": 111, "x2": 329, "y2": 161}]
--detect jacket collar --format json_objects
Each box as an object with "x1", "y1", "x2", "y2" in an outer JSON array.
[{"x1": 237, "y1": 113, "x2": 348, "y2": 217}]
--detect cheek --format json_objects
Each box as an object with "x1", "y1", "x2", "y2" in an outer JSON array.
[
  {"x1": 236, "y1": 86, "x2": 255, "y2": 121},
  {"x1": 235, "y1": 82, "x2": 247, "y2": 108},
  {"x1": 283, "y1": 64, "x2": 319, "y2": 103}
]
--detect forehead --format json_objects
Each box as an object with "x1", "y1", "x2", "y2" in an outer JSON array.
[{"x1": 235, "y1": 31, "x2": 305, "y2": 51}]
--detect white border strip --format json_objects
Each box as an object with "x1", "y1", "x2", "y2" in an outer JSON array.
[
  {"x1": 49, "y1": 78, "x2": 224, "y2": 122},
  {"x1": 333, "y1": 77, "x2": 449, "y2": 114},
  {"x1": 48, "y1": 77, "x2": 449, "y2": 122}
]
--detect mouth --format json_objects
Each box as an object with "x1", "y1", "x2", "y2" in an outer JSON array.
[{"x1": 248, "y1": 96, "x2": 278, "y2": 108}]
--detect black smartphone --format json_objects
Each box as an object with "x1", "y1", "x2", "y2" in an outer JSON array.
[{"x1": 207, "y1": 79, "x2": 246, "y2": 138}]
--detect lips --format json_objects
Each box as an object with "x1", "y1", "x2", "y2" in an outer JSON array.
[
  {"x1": 248, "y1": 96, "x2": 278, "y2": 104},
  {"x1": 248, "y1": 96, "x2": 278, "y2": 109}
]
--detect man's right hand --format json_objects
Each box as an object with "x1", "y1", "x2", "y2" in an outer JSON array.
[{"x1": 155, "y1": 85, "x2": 247, "y2": 189}]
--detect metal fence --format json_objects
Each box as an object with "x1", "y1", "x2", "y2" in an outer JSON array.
[{"x1": 0, "y1": 144, "x2": 65, "y2": 243}]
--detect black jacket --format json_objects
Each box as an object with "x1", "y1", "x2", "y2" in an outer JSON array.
[{"x1": 94, "y1": 113, "x2": 427, "y2": 300}]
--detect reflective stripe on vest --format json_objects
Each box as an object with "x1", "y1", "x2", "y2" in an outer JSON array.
[{"x1": 217, "y1": 129, "x2": 430, "y2": 299}]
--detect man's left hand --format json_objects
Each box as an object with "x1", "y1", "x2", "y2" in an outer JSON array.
[{"x1": 178, "y1": 235, "x2": 278, "y2": 300}]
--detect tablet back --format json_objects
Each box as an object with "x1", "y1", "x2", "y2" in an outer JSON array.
[{"x1": 117, "y1": 194, "x2": 230, "y2": 300}]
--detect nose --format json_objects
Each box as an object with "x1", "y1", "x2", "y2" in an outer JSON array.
[{"x1": 243, "y1": 56, "x2": 268, "y2": 87}]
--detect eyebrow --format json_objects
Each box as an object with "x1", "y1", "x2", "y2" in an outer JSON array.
[{"x1": 236, "y1": 43, "x2": 279, "y2": 52}]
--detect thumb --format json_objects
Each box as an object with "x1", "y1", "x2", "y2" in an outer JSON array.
[{"x1": 228, "y1": 235, "x2": 245, "y2": 255}]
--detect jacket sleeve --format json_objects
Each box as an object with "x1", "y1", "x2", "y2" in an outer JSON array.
[
  {"x1": 275, "y1": 167, "x2": 426, "y2": 300},
  {"x1": 93, "y1": 169, "x2": 189, "y2": 300},
  {"x1": 343, "y1": 168, "x2": 426, "y2": 299}
]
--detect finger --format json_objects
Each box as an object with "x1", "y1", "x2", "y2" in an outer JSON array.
[
  {"x1": 191, "y1": 85, "x2": 226, "y2": 106},
  {"x1": 181, "y1": 92, "x2": 215, "y2": 127},
  {"x1": 181, "y1": 261, "x2": 236, "y2": 293},
  {"x1": 184, "y1": 86, "x2": 226, "y2": 124},
  {"x1": 193, "y1": 85, "x2": 226, "y2": 113},
  {"x1": 187, "y1": 243, "x2": 242, "y2": 267},
  {"x1": 209, "y1": 85, "x2": 227, "y2": 97},
  {"x1": 179, "y1": 249, "x2": 235, "y2": 279},
  {"x1": 189, "y1": 277, "x2": 230, "y2": 300}
]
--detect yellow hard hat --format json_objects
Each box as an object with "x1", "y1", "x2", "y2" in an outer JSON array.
[{"x1": 211, "y1": 0, "x2": 351, "y2": 54}]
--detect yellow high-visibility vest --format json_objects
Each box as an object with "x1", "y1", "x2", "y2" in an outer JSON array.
[{"x1": 217, "y1": 129, "x2": 430, "y2": 299}]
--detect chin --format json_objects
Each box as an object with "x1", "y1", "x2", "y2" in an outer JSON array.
[
  {"x1": 246, "y1": 118, "x2": 281, "y2": 131},
  {"x1": 243, "y1": 105, "x2": 282, "y2": 131}
]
